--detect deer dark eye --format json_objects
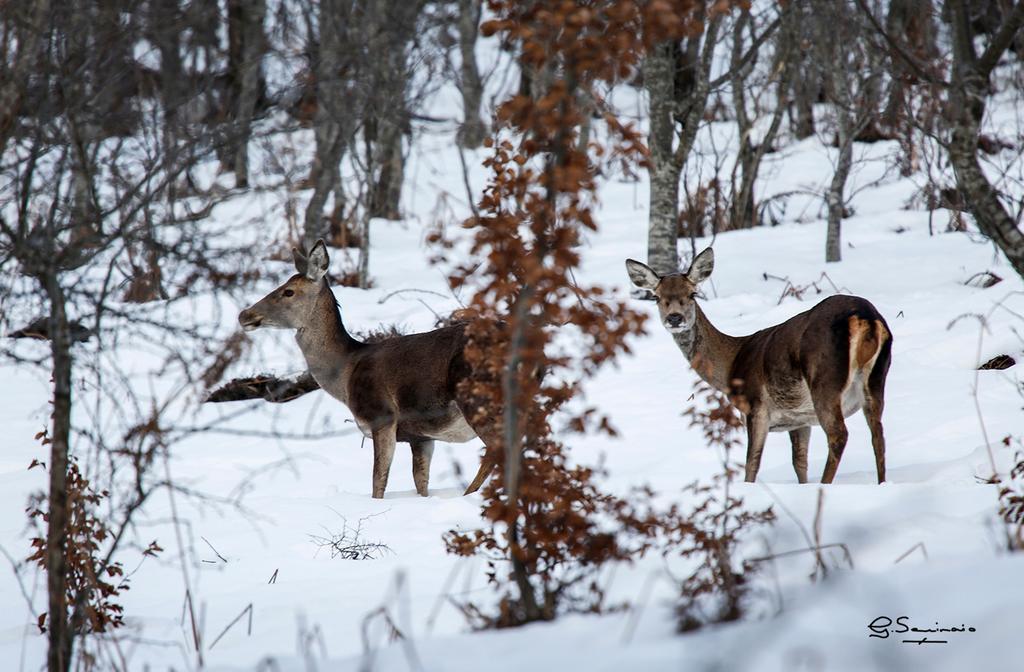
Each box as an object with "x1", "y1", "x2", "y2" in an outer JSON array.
[
  {"x1": 283, "y1": 289, "x2": 295, "y2": 297},
  {"x1": 690, "y1": 293, "x2": 697, "y2": 299}
]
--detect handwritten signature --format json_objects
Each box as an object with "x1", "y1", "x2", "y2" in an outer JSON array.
[{"x1": 868, "y1": 616, "x2": 977, "y2": 645}]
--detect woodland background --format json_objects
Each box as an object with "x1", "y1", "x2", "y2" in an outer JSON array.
[{"x1": 1, "y1": 1, "x2": 1023, "y2": 670}]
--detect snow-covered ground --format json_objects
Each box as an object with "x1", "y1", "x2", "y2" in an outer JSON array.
[{"x1": 3, "y1": 41, "x2": 1024, "y2": 672}]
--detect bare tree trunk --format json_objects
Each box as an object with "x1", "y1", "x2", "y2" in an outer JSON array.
[
  {"x1": 44, "y1": 272, "x2": 72, "y2": 672},
  {"x1": 644, "y1": 10, "x2": 722, "y2": 275},
  {"x1": 946, "y1": 0, "x2": 1024, "y2": 278},
  {"x1": 369, "y1": 120, "x2": 405, "y2": 220},
  {"x1": 789, "y1": 1, "x2": 817, "y2": 139},
  {"x1": 303, "y1": 0, "x2": 349, "y2": 249},
  {"x1": 503, "y1": 287, "x2": 542, "y2": 622},
  {"x1": 729, "y1": 9, "x2": 792, "y2": 229},
  {"x1": 644, "y1": 41, "x2": 682, "y2": 275},
  {"x1": 0, "y1": 1, "x2": 52, "y2": 155},
  {"x1": 825, "y1": 124, "x2": 854, "y2": 262},
  {"x1": 231, "y1": 0, "x2": 266, "y2": 188},
  {"x1": 93, "y1": 0, "x2": 138, "y2": 137},
  {"x1": 456, "y1": 0, "x2": 486, "y2": 148},
  {"x1": 673, "y1": 15, "x2": 723, "y2": 193},
  {"x1": 729, "y1": 11, "x2": 755, "y2": 230},
  {"x1": 813, "y1": 0, "x2": 873, "y2": 263},
  {"x1": 881, "y1": 0, "x2": 938, "y2": 176},
  {"x1": 358, "y1": 0, "x2": 423, "y2": 274},
  {"x1": 151, "y1": 0, "x2": 184, "y2": 157}
]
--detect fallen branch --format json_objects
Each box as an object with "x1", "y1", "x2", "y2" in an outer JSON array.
[{"x1": 205, "y1": 371, "x2": 320, "y2": 404}]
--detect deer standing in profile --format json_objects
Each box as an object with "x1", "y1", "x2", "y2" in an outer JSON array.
[
  {"x1": 626, "y1": 248, "x2": 892, "y2": 484},
  {"x1": 239, "y1": 240, "x2": 499, "y2": 498}
]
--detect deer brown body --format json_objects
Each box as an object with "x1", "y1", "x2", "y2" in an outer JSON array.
[
  {"x1": 627, "y1": 249, "x2": 891, "y2": 484},
  {"x1": 239, "y1": 240, "x2": 497, "y2": 498}
]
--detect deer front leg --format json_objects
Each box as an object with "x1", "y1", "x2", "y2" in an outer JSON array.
[
  {"x1": 744, "y1": 407, "x2": 770, "y2": 482},
  {"x1": 410, "y1": 438, "x2": 434, "y2": 497},
  {"x1": 371, "y1": 423, "x2": 398, "y2": 499},
  {"x1": 789, "y1": 426, "x2": 811, "y2": 484}
]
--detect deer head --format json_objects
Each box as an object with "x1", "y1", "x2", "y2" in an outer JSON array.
[
  {"x1": 625, "y1": 248, "x2": 714, "y2": 334},
  {"x1": 238, "y1": 240, "x2": 331, "y2": 331}
]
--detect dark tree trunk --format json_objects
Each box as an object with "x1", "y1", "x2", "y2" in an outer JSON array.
[
  {"x1": 303, "y1": 0, "x2": 349, "y2": 249},
  {"x1": 44, "y1": 273, "x2": 73, "y2": 672},
  {"x1": 456, "y1": 0, "x2": 487, "y2": 148},
  {"x1": 151, "y1": 0, "x2": 184, "y2": 127},
  {"x1": 229, "y1": 0, "x2": 266, "y2": 187},
  {"x1": 93, "y1": 0, "x2": 138, "y2": 136},
  {"x1": 0, "y1": 1, "x2": 52, "y2": 155},
  {"x1": 730, "y1": 8, "x2": 792, "y2": 230},
  {"x1": 882, "y1": 0, "x2": 938, "y2": 176},
  {"x1": 789, "y1": 0, "x2": 818, "y2": 140},
  {"x1": 946, "y1": 0, "x2": 1024, "y2": 278},
  {"x1": 369, "y1": 123, "x2": 404, "y2": 220},
  {"x1": 359, "y1": 0, "x2": 423, "y2": 277}
]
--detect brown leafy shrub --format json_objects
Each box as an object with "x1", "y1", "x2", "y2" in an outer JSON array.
[
  {"x1": 998, "y1": 435, "x2": 1024, "y2": 552},
  {"x1": 672, "y1": 382, "x2": 776, "y2": 632},
  {"x1": 679, "y1": 177, "x2": 728, "y2": 238},
  {"x1": 437, "y1": 0, "x2": 709, "y2": 627},
  {"x1": 439, "y1": 0, "x2": 777, "y2": 631},
  {"x1": 27, "y1": 450, "x2": 161, "y2": 635}
]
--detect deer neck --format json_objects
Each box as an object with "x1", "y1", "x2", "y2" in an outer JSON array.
[
  {"x1": 294, "y1": 282, "x2": 362, "y2": 389},
  {"x1": 673, "y1": 304, "x2": 743, "y2": 393}
]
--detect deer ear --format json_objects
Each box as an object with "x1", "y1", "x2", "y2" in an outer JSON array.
[
  {"x1": 687, "y1": 248, "x2": 714, "y2": 284},
  {"x1": 305, "y1": 239, "x2": 330, "y2": 281},
  {"x1": 625, "y1": 259, "x2": 660, "y2": 290},
  {"x1": 292, "y1": 246, "x2": 308, "y2": 275}
]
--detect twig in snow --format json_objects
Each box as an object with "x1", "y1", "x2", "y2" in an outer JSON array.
[
  {"x1": 201, "y1": 536, "x2": 227, "y2": 564},
  {"x1": 894, "y1": 542, "x2": 929, "y2": 565},
  {"x1": 812, "y1": 488, "x2": 828, "y2": 581},
  {"x1": 209, "y1": 603, "x2": 253, "y2": 650},
  {"x1": 748, "y1": 543, "x2": 855, "y2": 570}
]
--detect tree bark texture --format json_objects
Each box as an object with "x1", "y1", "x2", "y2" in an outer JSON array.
[
  {"x1": 729, "y1": 9, "x2": 792, "y2": 230},
  {"x1": 44, "y1": 274, "x2": 73, "y2": 672},
  {"x1": 230, "y1": 0, "x2": 267, "y2": 188},
  {"x1": 643, "y1": 11, "x2": 722, "y2": 274},
  {"x1": 456, "y1": 0, "x2": 487, "y2": 149},
  {"x1": 644, "y1": 41, "x2": 682, "y2": 275},
  {"x1": 303, "y1": 0, "x2": 349, "y2": 249},
  {"x1": 945, "y1": 0, "x2": 1024, "y2": 279}
]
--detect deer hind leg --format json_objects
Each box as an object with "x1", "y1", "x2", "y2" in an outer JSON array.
[
  {"x1": 371, "y1": 422, "x2": 398, "y2": 499},
  {"x1": 863, "y1": 335, "x2": 891, "y2": 484},
  {"x1": 454, "y1": 396, "x2": 500, "y2": 495},
  {"x1": 789, "y1": 426, "x2": 811, "y2": 484},
  {"x1": 744, "y1": 406, "x2": 770, "y2": 483},
  {"x1": 464, "y1": 450, "x2": 497, "y2": 495},
  {"x1": 464, "y1": 415, "x2": 502, "y2": 495},
  {"x1": 814, "y1": 397, "x2": 849, "y2": 484},
  {"x1": 410, "y1": 438, "x2": 434, "y2": 497},
  {"x1": 863, "y1": 393, "x2": 886, "y2": 484}
]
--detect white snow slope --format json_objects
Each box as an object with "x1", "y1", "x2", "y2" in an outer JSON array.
[{"x1": 3, "y1": 47, "x2": 1024, "y2": 672}]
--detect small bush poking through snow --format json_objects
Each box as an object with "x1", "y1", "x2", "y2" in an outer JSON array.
[
  {"x1": 998, "y1": 435, "x2": 1024, "y2": 552},
  {"x1": 309, "y1": 515, "x2": 393, "y2": 561},
  {"x1": 672, "y1": 382, "x2": 776, "y2": 633}
]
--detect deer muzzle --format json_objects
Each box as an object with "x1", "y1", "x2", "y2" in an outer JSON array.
[{"x1": 238, "y1": 308, "x2": 263, "y2": 331}]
